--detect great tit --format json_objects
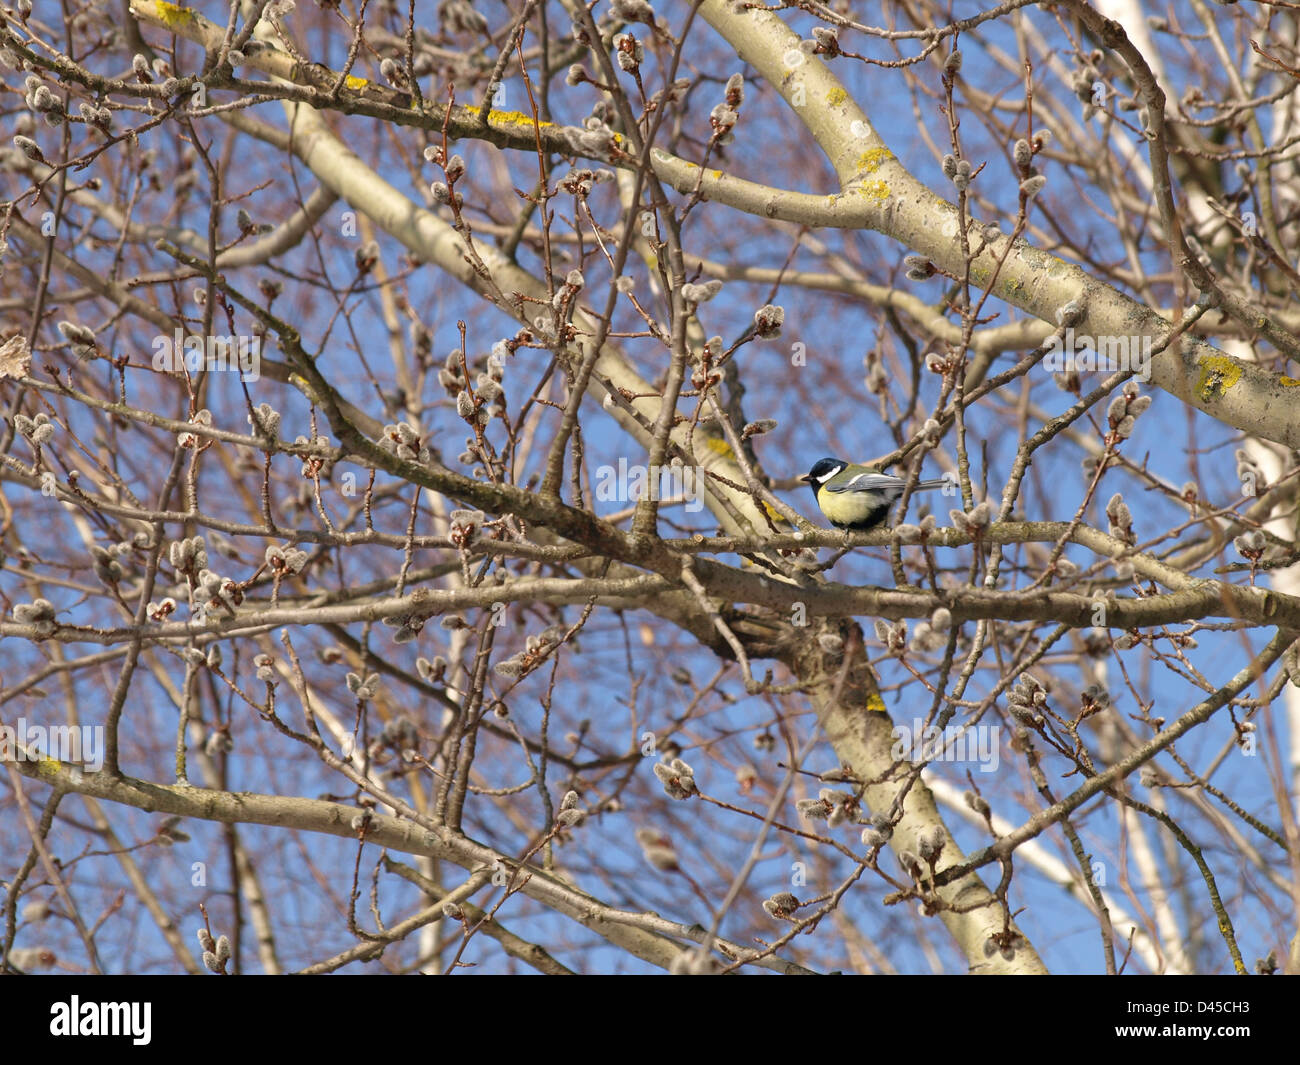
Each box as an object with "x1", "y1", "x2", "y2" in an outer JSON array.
[{"x1": 800, "y1": 457, "x2": 950, "y2": 530}]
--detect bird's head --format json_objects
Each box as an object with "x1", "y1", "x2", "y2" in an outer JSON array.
[{"x1": 800, "y1": 457, "x2": 848, "y2": 485}]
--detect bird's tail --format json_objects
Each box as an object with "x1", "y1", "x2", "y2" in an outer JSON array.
[{"x1": 914, "y1": 478, "x2": 951, "y2": 492}]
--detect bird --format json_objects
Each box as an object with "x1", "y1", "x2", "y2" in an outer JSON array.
[{"x1": 800, "y1": 457, "x2": 950, "y2": 530}]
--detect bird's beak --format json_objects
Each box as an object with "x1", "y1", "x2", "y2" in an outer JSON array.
[{"x1": 799, "y1": 473, "x2": 813, "y2": 484}]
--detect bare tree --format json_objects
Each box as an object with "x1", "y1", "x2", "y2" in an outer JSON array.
[{"x1": 1, "y1": 0, "x2": 1297, "y2": 975}]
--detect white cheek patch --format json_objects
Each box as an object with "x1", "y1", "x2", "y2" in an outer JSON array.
[{"x1": 815, "y1": 471, "x2": 839, "y2": 484}]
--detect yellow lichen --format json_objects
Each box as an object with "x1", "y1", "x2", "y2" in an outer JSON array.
[
  {"x1": 855, "y1": 148, "x2": 892, "y2": 174},
  {"x1": 826, "y1": 87, "x2": 848, "y2": 106},
  {"x1": 1197, "y1": 355, "x2": 1242, "y2": 401},
  {"x1": 344, "y1": 75, "x2": 369, "y2": 90},
  {"x1": 866, "y1": 693, "x2": 887, "y2": 714},
  {"x1": 469, "y1": 106, "x2": 555, "y2": 132},
  {"x1": 155, "y1": 1, "x2": 197, "y2": 28},
  {"x1": 1281, "y1": 376, "x2": 1300, "y2": 387}
]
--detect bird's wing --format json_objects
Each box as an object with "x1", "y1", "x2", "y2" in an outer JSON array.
[{"x1": 826, "y1": 472, "x2": 905, "y2": 494}]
